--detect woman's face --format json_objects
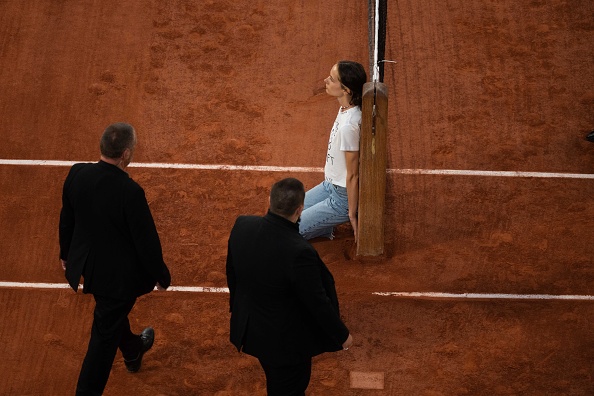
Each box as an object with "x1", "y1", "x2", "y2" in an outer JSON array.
[{"x1": 324, "y1": 64, "x2": 348, "y2": 98}]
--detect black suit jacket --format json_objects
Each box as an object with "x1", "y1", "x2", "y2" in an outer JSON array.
[
  {"x1": 226, "y1": 211, "x2": 349, "y2": 366},
  {"x1": 59, "y1": 161, "x2": 171, "y2": 300}
]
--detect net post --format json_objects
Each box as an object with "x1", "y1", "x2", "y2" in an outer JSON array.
[{"x1": 357, "y1": 82, "x2": 388, "y2": 257}]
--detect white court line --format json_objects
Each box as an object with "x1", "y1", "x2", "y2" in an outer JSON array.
[
  {"x1": 373, "y1": 291, "x2": 594, "y2": 301},
  {"x1": 0, "y1": 281, "x2": 229, "y2": 293},
  {"x1": 0, "y1": 159, "x2": 322, "y2": 173},
  {"x1": 1, "y1": 159, "x2": 594, "y2": 179},
  {"x1": 389, "y1": 168, "x2": 594, "y2": 179},
  {"x1": 1, "y1": 282, "x2": 593, "y2": 301}
]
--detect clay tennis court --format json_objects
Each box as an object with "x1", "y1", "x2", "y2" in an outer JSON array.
[{"x1": 1, "y1": 0, "x2": 594, "y2": 394}]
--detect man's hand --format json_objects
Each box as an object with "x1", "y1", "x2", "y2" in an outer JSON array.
[
  {"x1": 60, "y1": 259, "x2": 67, "y2": 271},
  {"x1": 342, "y1": 334, "x2": 353, "y2": 350},
  {"x1": 155, "y1": 283, "x2": 167, "y2": 291}
]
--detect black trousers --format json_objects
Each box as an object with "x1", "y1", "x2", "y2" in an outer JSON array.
[
  {"x1": 75, "y1": 295, "x2": 143, "y2": 396},
  {"x1": 258, "y1": 358, "x2": 312, "y2": 396}
]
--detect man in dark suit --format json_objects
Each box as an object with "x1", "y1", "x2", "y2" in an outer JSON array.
[
  {"x1": 59, "y1": 122, "x2": 171, "y2": 396},
  {"x1": 226, "y1": 177, "x2": 353, "y2": 396}
]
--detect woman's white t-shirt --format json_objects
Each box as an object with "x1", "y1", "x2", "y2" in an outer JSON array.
[{"x1": 324, "y1": 107, "x2": 361, "y2": 187}]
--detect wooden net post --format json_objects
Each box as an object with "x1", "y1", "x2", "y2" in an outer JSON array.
[{"x1": 357, "y1": 82, "x2": 388, "y2": 256}]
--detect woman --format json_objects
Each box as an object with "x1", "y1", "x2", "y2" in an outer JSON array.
[{"x1": 299, "y1": 60, "x2": 367, "y2": 241}]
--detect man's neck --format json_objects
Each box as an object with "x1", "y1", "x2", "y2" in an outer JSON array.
[
  {"x1": 100, "y1": 155, "x2": 127, "y2": 171},
  {"x1": 269, "y1": 210, "x2": 299, "y2": 224}
]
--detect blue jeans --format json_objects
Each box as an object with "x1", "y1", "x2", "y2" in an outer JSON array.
[{"x1": 299, "y1": 180, "x2": 349, "y2": 240}]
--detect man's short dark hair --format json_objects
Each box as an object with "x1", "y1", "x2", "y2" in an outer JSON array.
[
  {"x1": 100, "y1": 122, "x2": 136, "y2": 159},
  {"x1": 270, "y1": 178, "x2": 305, "y2": 217}
]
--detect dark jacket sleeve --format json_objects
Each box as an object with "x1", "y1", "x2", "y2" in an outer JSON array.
[
  {"x1": 58, "y1": 164, "x2": 83, "y2": 260},
  {"x1": 226, "y1": 233, "x2": 235, "y2": 313},
  {"x1": 125, "y1": 182, "x2": 171, "y2": 289},
  {"x1": 291, "y1": 247, "x2": 350, "y2": 348}
]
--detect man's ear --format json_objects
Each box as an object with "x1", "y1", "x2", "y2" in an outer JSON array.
[{"x1": 294, "y1": 204, "x2": 304, "y2": 218}]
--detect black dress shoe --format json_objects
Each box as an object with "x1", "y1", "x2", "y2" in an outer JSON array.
[
  {"x1": 586, "y1": 130, "x2": 594, "y2": 142},
  {"x1": 125, "y1": 327, "x2": 155, "y2": 373}
]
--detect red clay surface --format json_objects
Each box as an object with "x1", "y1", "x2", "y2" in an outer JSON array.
[{"x1": 1, "y1": 0, "x2": 594, "y2": 395}]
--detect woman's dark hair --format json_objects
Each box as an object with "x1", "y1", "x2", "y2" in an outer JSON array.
[
  {"x1": 270, "y1": 178, "x2": 305, "y2": 217},
  {"x1": 100, "y1": 122, "x2": 136, "y2": 159},
  {"x1": 337, "y1": 60, "x2": 367, "y2": 107}
]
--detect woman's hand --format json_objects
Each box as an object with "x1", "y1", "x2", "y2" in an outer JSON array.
[
  {"x1": 345, "y1": 150, "x2": 360, "y2": 242},
  {"x1": 349, "y1": 215, "x2": 358, "y2": 242}
]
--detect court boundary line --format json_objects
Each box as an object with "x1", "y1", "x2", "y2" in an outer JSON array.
[
  {"x1": 0, "y1": 282, "x2": 229, "y2": 294},
  {"x1": 1, "y1": 159, "x2": 594, "y2": 179},
  {"x1": 1, "y1": 282, "x2": 594, "y2": 301},
  {"x1": 372, "y1": 291, "x2": 594, "y2": 301}
]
